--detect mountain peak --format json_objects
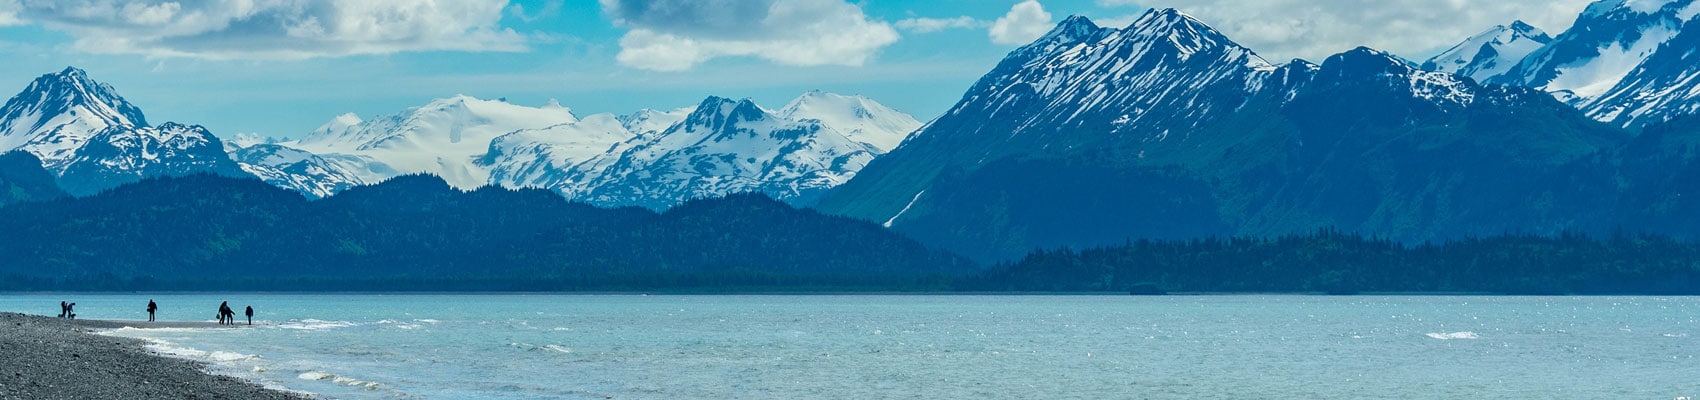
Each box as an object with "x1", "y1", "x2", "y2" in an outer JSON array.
[
  {"x1": 57, "y1": 66, "x2": 88, "y2": 79},
  {"x1": 0, "y1": 67, "x2": 151, "y2": 155},
  {"x1": 1323, "y1": 47, "x2": 1416, "y2": 77},
  {"x1": 1021, "y1": 14, "x2": 1110, "y2": 53},
  {"x1": 1422, "y1": 21, "x2": 1553, "y2": 81},
  {"x1": 1509, "y1": 20, "x2": 1540, "y2": 33}
]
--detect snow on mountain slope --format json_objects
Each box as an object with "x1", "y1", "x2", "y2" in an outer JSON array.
[
  {"x1": 0, "y1": 67, "x2": 250, "y2": 194},
  {"x1": 1491, "y1": 0, "x2": 1697, "y2": 103},
  {"x1": 816, "y1": 7, "x2": 1582, "y2": 232},
  {"x1": 276, "y1": 96, "x2": 579, "y2": 189},
  {"x1": 777, "y1": 90, "x2": 921, "y2": 152},
  {"x1": 556, "y1": 95, "x2": 910, "y2": 209},
  {"x1": 0, "y1": 67, "x2": 148, "y2": 172},
  {"x1": 232, "y1": 144, "x2": 367, "y2": 198},
  {"x1": 245, "y1": 91, "x2": 915, "y2": 206},
  {"x1": 1421, "y1": 21, "x2": 1553, "y2": 82},
  {"x1": 618, "y1": 107, "x2": 694, "y2": 139},
  {"x1": 56, "y1": 122, "x2": 247, "y2": 194},
  {"x1": 1579, "y1": 15, "x2": 1700, "y2": 126},
  {"x1": 482, "y1": 113, "x2": 635, "y2": 189}
]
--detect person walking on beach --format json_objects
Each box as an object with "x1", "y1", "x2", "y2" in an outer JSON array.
[
  {"x1": 65, "y1": 302, "x2": 76, "y2": 319},
  {"x1": 218, "y1": 301, "x2": 232, "y2": 325},
  {"x1": 147, "y1": 299, "x2": 157, "y2": 322},
  {"x1": 245, "y1": 306, "x2": 253, "y2": 325},
  {"x1": 58, "y1": 301, "x2": 67, "y2": 318}
]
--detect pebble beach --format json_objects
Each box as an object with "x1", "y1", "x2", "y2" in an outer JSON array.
[{"x1": 0, "y1": 312, "x2": 305, "y2": 400}]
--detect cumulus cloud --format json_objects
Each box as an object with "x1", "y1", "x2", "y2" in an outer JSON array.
[
  {"x1": 0, "y1": 0, "x2": 20, "y2": 26},
  {"x1": 1097, "y1": 0, "x2": 1596, "y2": 62},
  {"x1": 7, "y1": 0, "x2": 527, "y2": 60},
  {"x1": 896, "y1": 16, "x2": 983, "y2": 34},
  {"x1": 601, "y1": 0, "x2": 900, "y2": 72},
  {"x1": 990, "y1": 0, "x2": 1054, "y2": 45}
]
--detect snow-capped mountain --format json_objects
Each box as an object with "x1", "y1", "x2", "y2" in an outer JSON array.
[
  {"x1": 1421, "y1": 21, "x2": 1553, "y2": 82},
  {"x1": 777, "y1": 90, "x2": 919, "y2": 153},
  {"x1": 480, "y1": 113, "x2": 637, "y2": 190},
  {"x1": 272, "y1": 95, "x2": 581, "y2": 190},
  {"x1": 0, "y1": 67, "x2": 245, "y2": 195},
  {"x1": 1481, "y1": 0, "x2": 1700, "y2": 126},
  {"x1": 0, "y1": 67, "x2": 148, "y2": 173},
  {"x1": 231, "y1": 144, "x2": 367, "y2": 198},
  {"x1": 239, "y1": 92, "x2": 919, "y2": 207},
  {"x1": 552, "y1": 95, "x2": 917, "y2": 209},
  {"x1": 816, "y1": 9, "x2": 1634, "y2": 262}
]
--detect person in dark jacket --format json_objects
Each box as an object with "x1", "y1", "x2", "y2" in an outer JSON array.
[
  {"x1": 218, "y1": 301, "x2": 232, "y2": 325},
  {"x1": 58, "y1": 301, "x2": 67, "y2": 318},
  {"x1": 245, "y1": 306, "x2": 253, "y2": 325},
  {"x1": 147, "y1": 299, "x2": 157, "y2": 322}
]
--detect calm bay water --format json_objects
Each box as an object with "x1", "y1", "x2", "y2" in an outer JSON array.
[{"x1": 2, "y1": 294, "x2": 1696, "y2": 399}]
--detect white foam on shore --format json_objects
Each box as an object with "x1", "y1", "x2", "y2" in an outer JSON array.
[
  {"x1": 94, "y1": 329, "x2": 316, "y2": 397},
  {"x1": 1425, "y1": 332, "x2": 1480, "y2": 340}
]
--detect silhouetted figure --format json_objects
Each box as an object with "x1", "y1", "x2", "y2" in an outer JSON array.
[
  {"x1": 58, "y1": 301, "x2": 67, "y2": 318},
  {"x1": 147, "y1": 299, "x2": 157, "y2": 322},
  {"x1": 218, "y1": 301, "x2": 232, "y2": 325},
  {"x1": 65, "y1": 302, "x2": 75, "y2": 319},
  {"x1": 245, "y1": 306, "x2": 253, "y2": 325}
]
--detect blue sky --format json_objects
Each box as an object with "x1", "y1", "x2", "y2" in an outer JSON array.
[{"x1": 0, "y1": 0, "x2": 1595, "y2": 138}]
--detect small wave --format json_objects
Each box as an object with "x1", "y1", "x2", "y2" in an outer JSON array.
[
  {"x1": 509, "y1": 342, "x2": 573, "y2": 354},
  {"x1": 298, "y1": 370, "x2": 383, "y2": 390},
  {"x1": 277, "y1": 319, "x2": 358, "y2": 330},
  {"x1": 415, "y1": 319, "x2": 441, "y2": 324},
  {"x1": 99, "y1": 326, "x2": 219, "y2": 335},
  {"x1": 1425, "y1": 332, "x2": 1479, "y2": 340},
  {"x1": 1663, "y1": 333, "x2": 1689, "y2": 338}
]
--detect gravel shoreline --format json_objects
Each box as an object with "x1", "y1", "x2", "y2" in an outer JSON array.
[{"x1": 0, "y1": 312, "x2": 308, "y2": 400}]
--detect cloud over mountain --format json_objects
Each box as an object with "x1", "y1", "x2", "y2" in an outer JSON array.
[
  {"x1": 7, "y1": 0, "x2": 527, "y2": 60},
  {"x1": 990, "y1": 0, "x2": 1055, "y2": 45},
  {"x1": 1100, "y1": 0, "x2": 1594, "y2": 61},
  {"x1": 600, "y1": 0, "x2": 900, "y2": 71}
]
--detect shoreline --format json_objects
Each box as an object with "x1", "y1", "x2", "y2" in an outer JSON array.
[{"x1": 0, "y1": 312, "x2": 307, "y2": 400}]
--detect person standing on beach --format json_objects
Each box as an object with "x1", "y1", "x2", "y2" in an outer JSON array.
[
  {"x1": 59, "y1": 301, "x2": 67, "y2": 318},
  {"x1": 147, "y1": 299, "x2": 157, "y2": 322},
  {"x1": 218, "y1": 301, "x2": 231, "y2": 325},
  {"x1": 66, "y1": 302, "x2": 75, "y2": 319},
  {"x1": 245, "y1": 306, "x2": 253, "y2": 325}
]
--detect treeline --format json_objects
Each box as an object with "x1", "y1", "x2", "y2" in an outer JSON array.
[
  {"x1": 0, "y1": 173, "x2": 972, "y2": 291},
  {"x1": 966, "y1": 229, "x2": 1700, "y2": 294}
]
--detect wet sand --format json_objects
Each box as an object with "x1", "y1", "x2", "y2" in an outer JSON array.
[{"x1": 0, "y1": 312, "x2": 306, "y2": 400}]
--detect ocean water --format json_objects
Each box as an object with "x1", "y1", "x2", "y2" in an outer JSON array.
[{"x1": 2, "y1": 294, "x2": 1697, "y2": 399}]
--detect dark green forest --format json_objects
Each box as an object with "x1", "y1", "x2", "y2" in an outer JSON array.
[
  {"x1": 0, "y1": 173, "x2": 973, "y2": 291},
  {"x1": 1, "y1": 154, "x2": 1699, "y2": 293},
  {"x1": 969, "y1": 230, "x2": 1700, "y2": 294}
]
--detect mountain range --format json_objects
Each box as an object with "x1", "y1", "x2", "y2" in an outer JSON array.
[
  {"x1": 3, "y1": 0, "x2": 1700, "y2": 266},
  {"x1": 816, "y1": 4, "x2": 1700, "y2": 262},
  {"x1": 1448, "y1": 0, "x2": 1700, "y2": 128},
  {"x1": 0, "y1": 67, "x2": 246, "y2": 195},
  {"x1": 0, "y1": 68, "x2": 919, "y2": 208},
  {"x1": 230, "y1": 90, "x2": 919, "y2": 208}
]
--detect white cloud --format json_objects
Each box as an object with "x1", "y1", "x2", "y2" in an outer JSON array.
[
  {"x1": 990, "y1": 0, "x2": 1054, "y2": 45},
  {"x1": 601, "y1": 0, "x2": 901, "y2": 72},
  {"x1": 1096, "y1": 0, "x2": 1596, "y2": 62},
  {"x1": 0, "y1": 0, "x2": 20, "y2": 26},
  {"x1": 8, "y1": 0, "x2": 528, "y2": 60},
  {"x1": 896, "y1": 16, "x2": 983, "y2": 34},
  {"x1": 508, "y1": 0, "x2": 564, "y2": 23}
]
